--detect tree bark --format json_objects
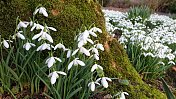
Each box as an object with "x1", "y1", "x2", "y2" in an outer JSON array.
[{"x1": 0, "y1": 0, "x2": 166, "y2": 98}]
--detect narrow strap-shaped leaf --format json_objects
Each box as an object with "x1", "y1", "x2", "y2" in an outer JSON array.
[
  {"x1": 66, "y1": 87, "x2": 82, "y2": 99},
  {"x1": 161, "y1": 78, "x2": 176, "y2": 99}
]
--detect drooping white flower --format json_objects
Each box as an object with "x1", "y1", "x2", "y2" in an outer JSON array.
[
  {"x1": 96, "y1": 77, "x2": 112, "y2": 88},
  {"x1": 166, "y1": 53, "x2": 175, "y2": 60},
  {"x1": 46, "y1": 26, "x2": 57, "y2": 32},
  {"x1": 31, "y1": 23, "x2": 44, "y2": 31},
  {"x1": 95, "y1": 43, "x2": 104, "y2": 51},
  {"x1": 45, "y1": 57, "x2": 62, "y2": 68},
  {"x1": 91, "y1": 64, "x2": 103, "y2": 72},
  {"x1": 17, "y1": 21, "x2": 29, "y2": 29},
  {"x1": 67, "y1": 49, "x2": 72, "y2": 58},
  {"x1": 1, "y1": 40, "x2": 12, "y2": 48},
  {"x1": 23, "y1": 42, "x2": 36, "y2": 50},
  {"x1": 77, "y1": 30, "x2": 94, "y2": 47},
  {"x1": 16, "y1": 31, "x2": 25, "y2": 40},
  {"x1": 32, "y1": 30, "x2": 53, "y2": 43},
  {"x1": 54, "y1": 43, "x2": 68, "y2": 51},
  {"x1": 72, "y1": 47, "x2": 90, "y2": 56},
  {"x1": 90, "y1": 27, "x2": 102, "y2": 33},
  {"x1": 94, "y1": 54, "x2": 99, "y2": 60},
  {"x1": 90, "y1": 47, "x2": 99, "y2": 55},
  {"x1": 89, "y1": 31, "x2": 97, "y2": 37},
  {"x1": 34, "y1": 7, "x2": 48, "y2": 17},
  {"x1": 88, "y1": 81, "x2": 100, "y2": 91},
  {"x1": 48, "y1": 71, "x2": 67, "y2": 84},
  {"x1": 168, "y1": 61, "x2": 175, "y2": 65},
  {"x1": 68, "y1": 58, "x2": 85, "y2": 70},
  {"x1": 119, "y1": 92, "x2": 129, "y2": 99},
  {"x1": 36, "y1": 43, "x2": 51, "y2": 51}
]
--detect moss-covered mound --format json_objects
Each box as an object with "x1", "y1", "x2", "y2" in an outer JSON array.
[{"x1": 0, "y1": 0, "x2": 166, "y2": 98}]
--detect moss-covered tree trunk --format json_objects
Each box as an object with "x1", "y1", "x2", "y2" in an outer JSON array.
[{"x1": 0, "y1": 0, "x2": 166, "y2": 98}]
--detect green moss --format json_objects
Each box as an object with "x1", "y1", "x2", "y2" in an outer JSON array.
[{"x1": 0, "y1": 0, "x2": 166, "y2": 98}]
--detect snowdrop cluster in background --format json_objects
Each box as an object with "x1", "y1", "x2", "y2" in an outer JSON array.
[
  {"x1": 0, "y1": 6, "x2": 112, "y2": 99},
  {"x1": 103, "y1": 9, "x2": 176, "y2": 79}
]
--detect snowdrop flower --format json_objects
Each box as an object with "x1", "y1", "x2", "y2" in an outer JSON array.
[
  {"x1": 31, "y1": 23, "x2": 44, "y2": 31},
  {"x1": 32, "y1": 30, "x2": 53, "y2": 43},
  {"x1": 36, "y1": 43, "x2": 51, "y2": 51},
  {"x1": 23, "y1": 42, "x2": 36, "y2": 50},
  {"x1": 90, "y1": 27, "x2": 102, "y2": 33},
  {"x1": 119, "y1": 92, "x2": 129, "y2": 99},
  {"x1": 168, "y1": 61, "x2": 175, "y2": 65},
  {"x1": 96, "y1": 77, "x2": 112, "y2": 88},
  {"x1": 48, "y1": 71, "x2": 66, "y2": 84},
  {"x1": 88, "y1": 30, "x2": 97, "y2": 37},
  {"x1": 91, "y1": 64, "x2": 103, "y2": 72},
  {"x1": 166, "y1": 53, "x2": 175, "y2": 60},
  {"x1": 77, "y1": 30, "x2": 94, "y2": 47},
  {"x1": 158, "y1": 61, "x2": 165, "y2": 65},
  {"x1": 88, "y1": 81, "x2": 100, "y2": 91},
  {"x1": 90, "y1": 47, "x2": 99, "y2": 55},
  {"x1": 67, "y1": 49, "x2": 72, "y2": 58},
  {"x1": 54, "y1": 43, "x2": 68, "y2": 51},
  {"x1": 72, "y1": 47, "x2": 90, "y2": 56},
  {"x1": 93, "y1": 54, "x2": 99, "y2": 60},
  {"x1": 46, "y1": 26, "x2": 57, "y2": 32},
  {"x1": 34, "y1": 7, "x2": 48, "y2": 17},
  {"x1": 17, "y1": 21, "x2": 29, "y2": 29},
  {"x1": 16, "y1": 31, "x2": 25, "y2": 40},
  {"x1": 45, "y1": 57, "x2": 62, "y2": 68},
  {"x1": 95, "y1": 43, "x2": 104, "y2": 51},
  {"x1": 68, "y1": 58, "x2": 85, "y2": 70},
  {"x1": 1, "y1": 40, "x2": 12, "y2": 48}
]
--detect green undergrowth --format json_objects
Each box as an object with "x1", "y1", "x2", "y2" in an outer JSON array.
[{"x1": 0, "y1": 0, "x2": 166, "y2": 98}]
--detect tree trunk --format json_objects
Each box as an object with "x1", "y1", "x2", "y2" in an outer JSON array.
[{"x1": 0, "y1": 0, "x2": 166, "y2": 98}]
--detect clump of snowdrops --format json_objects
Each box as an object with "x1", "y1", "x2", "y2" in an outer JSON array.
[
  {"x1": 103, "y1": 9, "x2": 176, "y2": 79},
  {"x1": 0, "y1": 6, "x2": 112, "y2": 99}
]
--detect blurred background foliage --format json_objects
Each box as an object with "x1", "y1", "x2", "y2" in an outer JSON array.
[{"x1": 98, "y1": 0, "x2": 176, "y2": 13}]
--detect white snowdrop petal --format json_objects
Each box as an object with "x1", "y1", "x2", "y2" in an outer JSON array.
[
  {"x1": 94, "y1": 54, "x2": 99, "y2": 60},
  {"x1": 72, "y1": 49, "x2": 79, "y2": 56},
  {"x1": 48, "y1": 57, "x2": 55, "y2": 68},
  {"x1": 67, "y1": 50, "x2": 72, "y2": 58},
  {"x1": 68, "y1": 61, "x2": 74, "y2": 70},
  {"x1": 51, "y1": 73, "x2": 57, "y2": 84},
  {"x1": 17, "y1": 33, "x2": 25, "y2": 40},
  {"x1": 105, "y1": 77, "x2": 112, "y2": 82},
  {"x1": 25, "y1": 43, "x2": 31, "y2": 50},
  {"x1": 96, "y1": 78, "x2": 101, "y2": 83},
  {"x1": 45, "y1": 33, "x2": 53, "y2": 43},
  {"x1": 87, "y1": 39, "x2": 94, "y2": 44},
  {"x1": 54, "y1": 57, "x2": 62, "y2": 62},
  {"x1": 33, "y1": 9, "x2": 39, "y2": 15},
  {"x1": 80, "y1": 47, "x2": 90, "y2": 56},
  {"x1": 56, "y1": 71, "x2": 67, "y2": 75},
  {"x1": 91, "y1": 64, "x2": 97, "y2": 72},
  {"x1": 78, "y1": 40, "x2": 85, "y2": 48},
  {"x1": 123, "y1": 92, "x2": 129, "y2": 95},
  {"x1": 101, "y1": 77, "x2": 108, "y2": 88},
  {"x1": 77, "y1": 60, "x2": 85, "y2": 66},
  {"x1": 90, "y1": 82, "x2": 95, "y2": 91},
  {"x1": 3, "y1": 40, "x2": 9, "y2": 48},
  {"x1": 48, "y1": 27, "x2": 57, "y2": 31},
  {"x1": 32, "y1": 33, "x2": 42, "y2": 40}
]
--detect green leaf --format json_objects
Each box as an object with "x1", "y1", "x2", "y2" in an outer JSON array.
[
  {"x1": 67, "y1": 87, "x2": 82, "y2": 99},
  {"x1": 161, "y1": 78, "x2": 176, "y2": 99}
]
